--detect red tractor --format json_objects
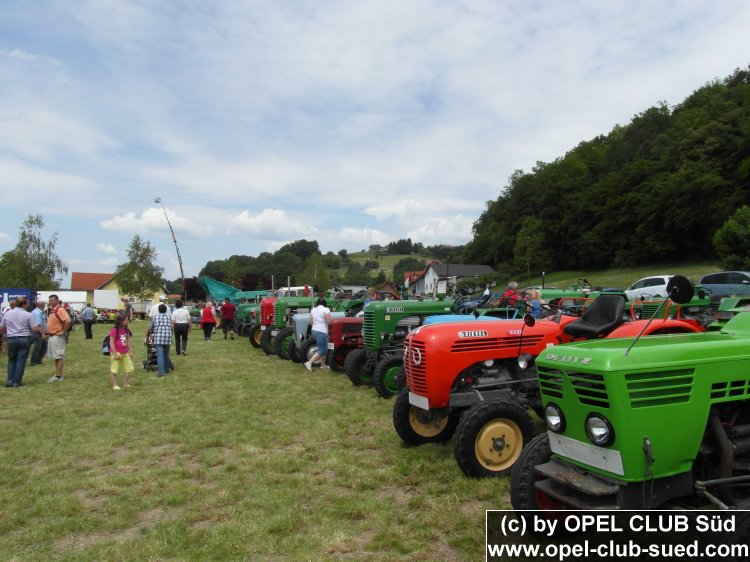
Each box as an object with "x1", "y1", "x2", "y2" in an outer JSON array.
[
  {"x1": 325, "y1": 316, "x2": 365, "y2": 375},
  {"x1": 394, "y1": 293, "x2": 703, "y2": 477}
]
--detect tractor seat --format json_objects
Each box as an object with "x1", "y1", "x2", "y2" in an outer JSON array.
[{"x1": 563, "y1": 294, "x2": 626, "y2": 339}]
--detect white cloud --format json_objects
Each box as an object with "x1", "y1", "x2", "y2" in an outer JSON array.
[
  {"x1": 227, "y1": 209, "x2": 314, "y2": 241},
  {"x1": 0, "y1": 48, "x2": 61, "y2": 66},
  {"x1": 97, "y1": 243, "x2": 116, "y2": 254},
  {"x1": 100, "y1": 208, "x2": 211, "y2": 237},
  {"x1": 0, "y1": 232, "x2": 10, "y2": 243}
]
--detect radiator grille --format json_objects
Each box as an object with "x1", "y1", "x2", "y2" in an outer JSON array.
[
  {"x1": 450, "y1": 334, "x2": 544, "y2": 353},
  {"x1": 363, "y1": 310, "x2": 376, "y2": 348},
  {"x1": 625, "y1": 369, "x2": 694, "y2": 408},
  {"x1": 569, "y1": 372, "x2": 609, "y2": 408},
  {"x1": 710, "y1": 378, "x2": 750, "y2": 401},
  {"x1": 404, "y1": 340, "x2": 428, "y2": 394},
  {"x1": 537, "y1": 367, "x2": 564, "y2": 400}
]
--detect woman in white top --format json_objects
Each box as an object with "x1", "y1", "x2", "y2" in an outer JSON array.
[
  {"x1": 171, "y1": 299, "x2": 192, "y2": 356},
  {"x1": 304, "y1": 297, "x2": 331, "y2": 371}
]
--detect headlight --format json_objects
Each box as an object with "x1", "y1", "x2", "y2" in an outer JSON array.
[
  {"x1": 518, "y1": 353, "x2": 532, "y2": 370},
  {"x1": 545, "y1": 403, "x2": 565, "y2": 433},
  {"x1": 585, "y1": 414, "x2": 615, "y2": 446}
]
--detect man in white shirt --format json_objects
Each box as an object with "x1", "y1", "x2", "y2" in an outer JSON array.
[{"x1": 148, "y1": 296, "x2": 171, "y2": 320}]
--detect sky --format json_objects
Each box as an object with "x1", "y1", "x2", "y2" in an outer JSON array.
[{"x1": 1, "y1": 1, "x2": 749, "y2": 285}]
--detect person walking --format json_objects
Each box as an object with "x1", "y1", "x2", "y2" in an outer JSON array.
[
  {"x1": 30, "y1": 300, "x2": 48, "y2": 366},
  {"x1": 152, "y1": 303, "x2": 173, "y2": 377},
  {"x1": 304, "y1": 297, "x2": 332, "y2": 372},
  {"x1": 201, "y1": 301, "x2": 217, "y2": 341},
  {"x1": 171, "y1": 299, "x2": 192, "y2": 356},
  {"x1": 81, "y1": 303, "x2": 96, "y2": 339},
  {"x1": 219, "y1": 298, "x2": 236, "y2": 340},
  {"x1": 108, "y1": 313, "x2": 133, "y2": 390},
  {"x1": 0, "y1": 296, "x2": 42, "y2": 387},
  {"x1": 46, "y1": 294, "x2": 70, "y2": 383}
]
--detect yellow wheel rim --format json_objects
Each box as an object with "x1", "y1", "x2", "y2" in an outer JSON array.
[
  {"x1": 253, "y1": 330, "x2": 262, "y2": 345},
  {"x1": 474, "y1": 419, "x2": 524, "y2": 472},
  {"x1": 409, "y1": 406, "x2": 448, "y2": 438}
]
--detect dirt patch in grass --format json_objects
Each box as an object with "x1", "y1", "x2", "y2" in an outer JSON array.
[{"x1": 376, "y1": 485, "x2": 413, "y2": 507}]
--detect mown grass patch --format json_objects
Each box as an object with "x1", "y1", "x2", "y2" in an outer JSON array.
[{"x1": 0, "y1": 321, "x2": 503, "y2": 560}]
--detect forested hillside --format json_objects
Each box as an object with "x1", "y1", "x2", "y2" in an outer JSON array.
[{"x1": 464, "y1": 67, "x2": 750, "y2": 271}]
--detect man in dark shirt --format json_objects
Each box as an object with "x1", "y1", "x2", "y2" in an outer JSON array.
[{"x1": 219, "y1": 298, "x2": 237, "y2": 340}]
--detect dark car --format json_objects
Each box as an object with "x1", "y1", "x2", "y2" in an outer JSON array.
[{"x1": 698, "y1": 271, "x2": 750, "y2": 299}]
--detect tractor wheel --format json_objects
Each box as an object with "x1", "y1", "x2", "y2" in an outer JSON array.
[
  {"x1": 453, "y1": 400, "x2": 535, "y2": 477},
  {"x1": 260, "y1": 327, "x2": 275, "y2": 355},
  {"x1": 274, "y1": 327, "x2": 295, "y2": 360},
  {"x1": 235, "y1": 323, "x2": 245, "y2": 336},
  {"x1": 343, "y1": 348, "x2": 372, "y2": 386},
  {"x1": 510, "y1": 433, "x2": 559, "y2": 510},
  {"x1": 392, "y1": 388, "x2": 458, "y2": 445},
  {"x1": 289, "y1": 339, "x2": 303, "y2": 363},
  {"x1": 241, "y1": 323, "x2": 252, "y2": 337},
  {"x1": 248, "y1": 324, "x2": 262, "y2": 348},
  {"x1": 373, "y1": 355, "x2": 403, "y2": 398}
]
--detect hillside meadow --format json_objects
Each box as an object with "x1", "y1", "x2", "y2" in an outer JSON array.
[{"x1": 0, "y1": 320, "x2": 504, "y2": 561}]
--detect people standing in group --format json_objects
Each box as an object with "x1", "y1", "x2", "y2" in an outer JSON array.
[
  {"x1": 81, "y1": 303, "x2": 96, "y2": 339},
  {"x1": 46, "y1": 294, "x2": 70, "y2": 383},
  {"x1": 201, "y1": 301, "x2": 217, "y2": 341},
  {"x1": 219, "y1": 298, "x2": 236, "y2": 340},
  {"x1": 0, "y1": 296, "x2": 42, "y2": 387},
  {"x1": 304, "y1": 297, "x2": 332, "y2": 372},
  {"x1": 171, "y1": 299, "x2": 192, "y2": 356},
  {"x1": 108, "y1": 313, "x2": 134, "y2": 390},
  {"x1": 30, "y1": 300, "x2": 48, "y2": 366},
  {"x1": 152, "y1": 303, "x2": 173, "y2": 376}
]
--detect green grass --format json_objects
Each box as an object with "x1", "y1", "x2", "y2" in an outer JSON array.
[{"x1": 0, "y1": 321, "x2": 500, "y2": 560}]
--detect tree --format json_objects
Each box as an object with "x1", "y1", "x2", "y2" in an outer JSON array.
[
  {"x1": 513, "y1": 217, "x2": 553, "y2": 283},
  {"x1": 299, "y1": 254, "x2": 330, "y2": 291},
  {"x1": 114, "y1": 235, "x2": 165, "y2": 300},
  {"x1": 0, "y1": 214, "x2": 67, "y2": 289},
  {"x1": 393, "y1": 257, "x2": 427, "y2": 286},
  {"x1": 713, "y1": 206, "x2": 750, "y2": 269}
]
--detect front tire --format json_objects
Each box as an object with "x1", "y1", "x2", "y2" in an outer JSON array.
[
  {"x1": 260, "y1": 327, "x2": 275, "y2": 355},
  {"x1": 510, "y1": 433, "x2": 553, "y2": 510},
  {"x1": 301, "y1": 337, "x2": 322, "y2": 366},
  {"x1": 273, "y1": 327, "x2": 295, "y2": 359},
  {"x1": 343, "y1": 348, "x2": 371, "y2": 386},
  {"x1": 248, "y1": 324, "x2": 262, "y2": 348},
  {"x1": 453, "y1": 400, "x2": 535, "y2": 477},
  {"x1": 373, "y1": 354, "x2": 403, "y2": 398},
  {"x1": 392, "y1": 388, "x2": 458, "y2": 445}
]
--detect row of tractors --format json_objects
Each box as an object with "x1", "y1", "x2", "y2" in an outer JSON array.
[{"x1": 242, "y1": 278, "x2": 750, "y2": 541}]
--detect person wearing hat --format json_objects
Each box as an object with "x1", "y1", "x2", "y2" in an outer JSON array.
[
  {"x1": 148, "y1": 296, "x2": 171, "y2": 320},
  {"x1": 30, "y1": 300, "x2": 48, "y2": 365}
]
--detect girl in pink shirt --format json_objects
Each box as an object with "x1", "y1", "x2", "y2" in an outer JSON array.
[{"x1": 108, "y1": 313, "x2": 133, "y2": 390}]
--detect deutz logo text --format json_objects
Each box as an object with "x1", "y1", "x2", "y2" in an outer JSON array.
[
  {"x1": 386, "y1": 307, "x2": 405, "y2": 313},
  {"x1": 545, "y1": 353, "x2": 592, "y2": 365},
  {"x1": 458, "y1": 330, "x2": 488, "y2": 338}
]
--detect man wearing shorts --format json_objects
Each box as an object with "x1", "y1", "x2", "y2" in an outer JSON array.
[{"x1": 46, "y1": 294, "x2": 70, "y2": 383}]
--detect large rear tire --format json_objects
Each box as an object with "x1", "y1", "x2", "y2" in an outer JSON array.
[
  {"x1": 260, "y1": 327, "x2": 275, "y2": 355},
  {"x1": 248, "y1": 324, "x2": 262, "y2": 348},
  {"x1": 343, "y1": 348, "x2": 371, "y2": 386},
  {"x1": 453, "y1": 400, "x2": 535, "y2": 477},
  {"x1": 509, "y1": 433, "x2": 554, "y2": 510},
  {"x1": 289, "y1": 339, "x2": 303, "y2": 363},
  {"x1": 301, "y1": 336, "x2": 323, "y2": 366},
  {"x1": 392, "y1": 388, "x2": 458, "y2": 445},
  {"x1": 373, "y1": 355, "x2": 403, "y2": 398}
]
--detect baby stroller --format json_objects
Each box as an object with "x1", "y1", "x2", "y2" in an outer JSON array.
[{"x1": 142, "y1": 327, "x2": 158, "y2": 372}]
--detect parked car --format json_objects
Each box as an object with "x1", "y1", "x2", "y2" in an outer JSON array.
[
  {"x1": 624, "y1": 274, "x2": 673, "y2": 300},
  {"x1": 698, "y1": 270, "x2": 750, "y2": 299}
]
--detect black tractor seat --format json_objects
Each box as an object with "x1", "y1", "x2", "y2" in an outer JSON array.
[{"x1": 563, "y1": 294, "x2": 626, "y2": 339}]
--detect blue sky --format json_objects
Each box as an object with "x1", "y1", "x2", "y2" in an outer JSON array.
[{"x1": 1, "y1": 1, "x2": 749, "y2": 285}]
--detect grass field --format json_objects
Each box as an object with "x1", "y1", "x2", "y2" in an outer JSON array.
[{"x1": 0, "y1": 320, "x2": 502, "y2": 561}]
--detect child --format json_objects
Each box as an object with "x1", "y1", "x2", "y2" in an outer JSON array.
[
  {"x1": 526, "y1": 288, "x2": 545, "y2": 319},
  {"x1": 109, "y1": 313, "x2": 133, "y2": 390}
]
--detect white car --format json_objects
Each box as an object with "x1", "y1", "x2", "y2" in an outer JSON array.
[{"x1": 625, "y1": 275, "x2": 674, "y2": 301}]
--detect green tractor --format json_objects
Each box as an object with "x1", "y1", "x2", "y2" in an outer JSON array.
[
  {"x1": 510, "y1": 276, "x2": 750, "y2": 518},
  {"x1": 233, "y1": 290, "x2": 269, "y2": 337},
  {"x1": 345, "y1": 297, "x2": 455, "y2": 398},
  {"x1": 707, "y1": 295, "x2": 750, "y2": 331}
]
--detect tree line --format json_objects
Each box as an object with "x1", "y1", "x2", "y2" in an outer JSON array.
[{"x1": 464, "y1": 66, "x2": 750, "y2": 275}]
